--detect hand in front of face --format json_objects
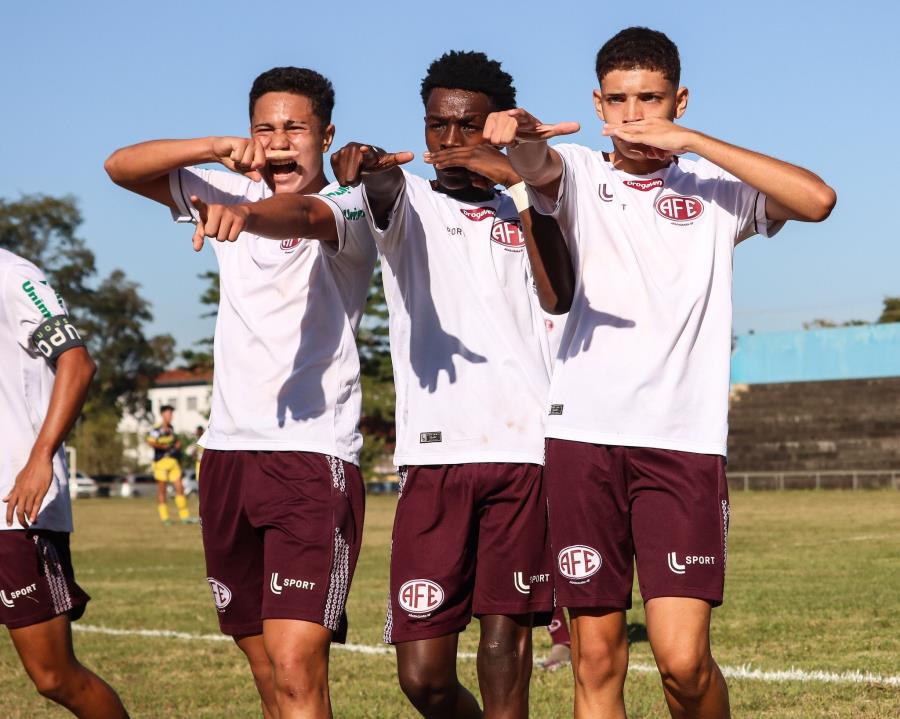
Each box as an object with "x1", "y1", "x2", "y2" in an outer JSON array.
[
  {"x1": 423, "y1": 144, "x2": 520, "y2": 190},
  {"x1": 210, "y1": 137, "x2": 299, "y2": 182},
  {"x1": 3, "y1": 454, "x2": 53, "y2": 527},
  {"x1": 483, "y1": 109, "x2": 580, "y2": 146},
  {"x1": 330, "y1": 143, "x2": 414, "y2": 187},
  {"x1": 602, "y1": 118, "x2": 697, "y2": 159},
  {"x1": 188, "y1": 196, "x2": 250, "y2": 251}
]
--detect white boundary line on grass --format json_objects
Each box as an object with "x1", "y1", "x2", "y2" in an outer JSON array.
[{"x1": 72, "y1": 624, "x2": 899, "y2": 687}]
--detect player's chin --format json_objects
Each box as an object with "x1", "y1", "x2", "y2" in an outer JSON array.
[{"x1": 436, "y1": 167, "x2": 470, "y2": 189}]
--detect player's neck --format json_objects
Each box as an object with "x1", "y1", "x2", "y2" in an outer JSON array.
[{"x1": 606, "y1": 150, "x2": 671, "y2": 176}]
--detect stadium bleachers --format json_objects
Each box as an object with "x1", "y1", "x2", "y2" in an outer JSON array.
[{"x1": 727, "y1": 378, "x2": 900, "y2": 476}]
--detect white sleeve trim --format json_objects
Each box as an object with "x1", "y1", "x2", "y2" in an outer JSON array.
[
  {"x1": 168, "y1": 169, "x2": 197, "y2": 224},
  {"x1": 755, "y1": 192, "x2": 786, "y2": 239},
  {"x1": 310, "y1": 194, "x2": 347, "y2": 258}
]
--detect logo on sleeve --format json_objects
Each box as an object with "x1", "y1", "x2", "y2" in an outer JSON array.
[
  {"x1": 655, "y1": 195, "x2": 704, "y2": 224},
  {"x1": 624, "y1": 178, "x2": 664, "y2": 191},
  {"x1": 490, "y1": 217, "x2": 525, "y2": 251},
  {"x1": 398, "y1": 579, "x2": 444, "y2": 616},
  {"x1": 460, "y1": 207, "x2": 496, "y2": 222},
  {"x1": 558, "y1": 545, "x2": 602, "y2": 582}
]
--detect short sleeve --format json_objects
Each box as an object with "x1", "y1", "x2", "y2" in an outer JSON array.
[
  {"x1": 313, "y1": 184, "x2": 377, "y2": 263},
  {"x1": 168, "y1": 167, "x2": 262, "y2": 223},
  {"x1": 5, "y1": 265, "x2": 69, "y2": 352},
  {"x1": 701, "y1": 161, "x2": 785, "y2": 244},
  {"x1": 359, "y1": 170, "x2": 412, "y2": 253},
  {"x1": 525, "y1": 143, "x2": 579, "y2": 225}
]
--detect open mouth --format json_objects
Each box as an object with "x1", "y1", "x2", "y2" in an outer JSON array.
[{"x1": 269, "y1": 160, "x2": 298, "y2": 175}]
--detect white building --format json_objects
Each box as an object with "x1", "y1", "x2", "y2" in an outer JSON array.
[{"x1": 118, "y1": 369, "x2": 212, "y2": 470}]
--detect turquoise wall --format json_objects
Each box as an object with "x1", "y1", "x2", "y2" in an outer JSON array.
[{"x1": 731, "y1": 324, "x2": 900, "y2": 384}]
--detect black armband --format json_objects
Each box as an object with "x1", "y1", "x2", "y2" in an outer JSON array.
[{"x1": 31, "y1": 314, "x2": 85, "y2": 364}]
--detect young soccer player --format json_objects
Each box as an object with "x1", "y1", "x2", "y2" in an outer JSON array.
[
  {"x1": 146, "y1": 404, "x2": 192, "y2": 524},
  {"x1": 326, "y1": 51, "x2": 571, "y2": 719},
  {"x1": 485, "y1": 27, "x2": 836, "y2": 719},
  {"x1": 105, "y1": 66, "x2": 376, "y2": 719},
  {"x1": 1, "y1": 249, "x2": 130, "y2": 718}
]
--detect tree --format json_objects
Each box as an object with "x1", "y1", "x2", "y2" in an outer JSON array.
[
  {"x1": 180, "y1": 270, "x2": 217, "y2": 372},
  {"x1": 878, "y1": 297, "x2": 900, "y2": 324},
  {"x1": 803, "y1": 318, "x2": 867, "y2": 330}
]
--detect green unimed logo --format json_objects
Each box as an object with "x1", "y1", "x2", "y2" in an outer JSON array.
[
  {"x1": 343, "y1": 208, "x2": 365, "y2": 221},
  {"x1": 21, "y1": 280, "x2": 51, "y2": 318},
  {"x1": 325, "y1": 186, "x2": 351, "y2": 198}
]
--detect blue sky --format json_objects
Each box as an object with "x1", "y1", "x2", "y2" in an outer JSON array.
[{"x1": 1, "y1": 1, "x2": 895, "y2": 352}]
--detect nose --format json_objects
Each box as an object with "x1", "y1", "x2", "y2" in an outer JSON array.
[
  {"x1": 440, "y1": 123, "x2": 463, "y2": 150},
  {"x1": 623, "y1": 98, "x2": 643, "y2": 123},
  {"x1": 268, "y1": 129, "x2": 290, "y2": 150}
]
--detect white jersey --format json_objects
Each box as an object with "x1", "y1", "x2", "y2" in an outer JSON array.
[
  {"x1": 364, "y1": 171, "x2": 551, "y2": 466},
  {"x1": 170, "y1": 168, "x2": 377, "y2": 464},
  {"x1": 531, "y1": 144, "x2": 782, "y2": 456},
  {"x1": 544, "y1": 312, "x2": 567, "y2": 366},
  {"x1": 0, "y1": 250, "x2": 73, "y2": 532}
]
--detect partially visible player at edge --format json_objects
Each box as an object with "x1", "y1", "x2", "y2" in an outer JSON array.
[
  {"x1": 105, "y1": 67, "x2": 376, "y2": 719},
  {"x1": 0, "y1": 248, "x2": 130, "y2": 718},
  {"x1": 485, "y1": 27, "x2": 836, "y2": 719},
  {"x1": 146, "y1": 404, "x2": 193, "y2": 524}
]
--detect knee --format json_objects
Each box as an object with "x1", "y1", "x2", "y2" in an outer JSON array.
[
  {"x1": 478, "y1": 633, "x2": 530, "y2": 680},
  {"x1": 270, "y1": 653, "x2": 327, "y2": 702},
  {"x1": 398, "y1": 664, "x2": 456, "y2": 711},
  {"x1": 656, "y1": 650, "x2": 715, "y2": 701},
  {"x1": 573, "y1": 640, "x2": 627, "y2": 691},
  {"x1": 31, "y1": 666, "x2": 83, "y2": 703}
]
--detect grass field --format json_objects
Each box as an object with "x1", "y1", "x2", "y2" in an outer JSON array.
[{"x1": 1, "y1": 490, "x2": 898, "y2": 718}]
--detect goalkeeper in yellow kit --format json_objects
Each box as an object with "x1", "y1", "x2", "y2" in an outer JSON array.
[{"x1": 147, "y1": 405, "x2": 193, "y2": 524}]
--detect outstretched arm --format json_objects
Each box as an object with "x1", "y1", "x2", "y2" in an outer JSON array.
[
  {"x1": 424, "y1": 144, "x2": 574, "y2": 313},
  {"x1": 602, "y1": 119, "x2": 836, "y2": 222},
  {"x1": 483, "y1": 109, "x2": 580, "y2": 200},
  {"x1": 104, "y1": 137, "x2": 287, "y2": 209},
  {"x1": 187, "y1": 194, "x2": 342, "y2": 249},
  {"x1": 4, "y1": 347, "x2": 95, "y2": 527},
  {"x1": 331, "y1": 143, "x2": 414, "y2": 229}
]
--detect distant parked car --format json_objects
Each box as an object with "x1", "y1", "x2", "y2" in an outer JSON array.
[
  {"x1": 73, "y1": 471, "x2": 99, "y2": 499},
  {"x1": 91, "y1": 473, "x2": 126, "y2": 498}
]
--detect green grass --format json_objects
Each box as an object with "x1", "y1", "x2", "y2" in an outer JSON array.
[{"x1": 2, "y1": 491, "x2": 899, "y2": 717}]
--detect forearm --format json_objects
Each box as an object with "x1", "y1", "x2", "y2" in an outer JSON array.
[
  {"x1": 687, "y1": 133, "x2": 836, "y2": 222},
  {"x1": 244, "y1": 195, "x2": 326, "y2": 240},
  {"x1": 30, "y1": 349, "x2": 95, "y2": 461},
  {"x1": 508, "y1": 142, "x2": 564, "y2": 196},
  {"x1": 105, "y1": 137, "x2": 217, "y2": 186},
  {"x1": 362, "y1": 169, "x2": 405, "y2": 229}
]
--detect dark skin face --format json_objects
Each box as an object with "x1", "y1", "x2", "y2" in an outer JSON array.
[{"x1": 424, "y1": 88, "x2": 497, "y2": 200}]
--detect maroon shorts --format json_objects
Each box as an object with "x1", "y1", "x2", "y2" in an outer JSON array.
[
  {"x1": 0, "y1": 530, "x2": 90, "y2": 629},
  {"x1": 385, "y1": 463, "x2": 553, "y2": 644},
  {"x1": 545, "y1": 440, "x2": 730, "y2": 610},
  {"x1": 199, "y1": 450, "x2": 365, "y2": 642}
]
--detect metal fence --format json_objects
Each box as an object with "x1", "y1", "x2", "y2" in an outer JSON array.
[{"x1": 727, "y1": 469, "x2": 900, "y2": 491}]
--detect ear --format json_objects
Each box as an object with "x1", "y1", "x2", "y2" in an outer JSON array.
[
  {"x1": 322, "y1": 124, "x2": 336, "y2": 153},
  {"x1": 674, "y1": 86, "x2": 689, "y2": 120},
  {"x1": 593, "y1": 89, "x2": 605, "y2": 122}
]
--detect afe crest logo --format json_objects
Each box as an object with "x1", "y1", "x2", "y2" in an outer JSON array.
[
  {"x1": 558, "y1": 545, "x2": 602, "y2": 580},
  {"x1": 655, "y1": 195, "x2": 704, "y2": 223},
  {"x1": 207, "y1": 577, "x2": 232, "y2": 610},
  {"x1": 490, "y1": 218, "x2": 525, "y2": 249},
  {"x1": 398, "y1": 579, "x2": 444, "y2": 614}
]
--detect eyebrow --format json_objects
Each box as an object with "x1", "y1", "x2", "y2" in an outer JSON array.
[{"x1": 425, "y1": 113, "x2": 482, "y2": 123}]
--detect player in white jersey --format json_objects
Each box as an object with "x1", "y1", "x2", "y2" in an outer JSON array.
[
  {"x1": 106, "y1": 67, "x2": 376, "y2": 719},
  {"x1": 485, "y1": 27, "x2": 836, "y2": 719},
  {"x1": 327, "y1": 51, "x2": 572, "y2": 719},
  {"x1": 0, "y1": 249, "x2": 129, "y2": 717}
]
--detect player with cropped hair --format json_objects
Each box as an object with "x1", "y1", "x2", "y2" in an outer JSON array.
[
  {"x1": 485, "y1": 26, "x2": 836, "y2": 719},
  {"x1": 326, "y1": 50, "x2": 572, "y2": 719},
  {"x1": 0, "y1": 249, "x2": 129, "y2": 718},
  {"x1": 106, "y1": 66, "x2": 376, "y2": 719},
  {"x1": 146, "y1": 404, "x2": 193, "y2": 524}
]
